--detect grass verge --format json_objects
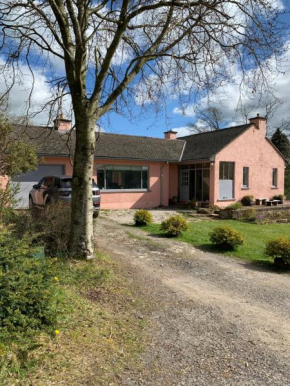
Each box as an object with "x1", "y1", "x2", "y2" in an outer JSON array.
[
  {"x1": 2, "y1": 252, "x2": 146, "y2": 385},
  {"x1": 142, "y1": 219, "x2": 290, "y2": 265}
]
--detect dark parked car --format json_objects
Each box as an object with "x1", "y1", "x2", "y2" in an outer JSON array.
[{"x1": 29, "y1": 176, "x2": 101, "y2": 218}]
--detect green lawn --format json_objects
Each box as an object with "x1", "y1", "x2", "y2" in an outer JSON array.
[{"x1": 143, "y1": 219, "x2": 290, "y2": 265}]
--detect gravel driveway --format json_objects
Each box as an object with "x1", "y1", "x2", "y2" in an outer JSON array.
[{"x1": 95, "y1": 214, "x2": 290, "y2": 385}]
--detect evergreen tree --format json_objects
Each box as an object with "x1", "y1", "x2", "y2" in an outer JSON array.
[
  {"x1": 271, "y1": 128, "x2": 290, "y2": 199},
  {"x1": 271, "y1": 128, "x2": 290, "y2": 158}
]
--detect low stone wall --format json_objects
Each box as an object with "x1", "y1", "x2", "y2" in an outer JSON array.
[
  {"x1": 220, "y1": 205, "x2": 290, "y2": 223},
  {"x1": 232, "y1": 206, "x2": 290, "y2": 224}
]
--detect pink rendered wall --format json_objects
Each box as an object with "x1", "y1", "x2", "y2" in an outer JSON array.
[
  {"x1": 213, "y1": 125, "x2": 285, "y2": 207},
  {"x1": 169, "y1": 164, "x2": 178, "y2": 199},
  {"x1": 94, "y1": 159, "x2": 168, "y2": 209}
]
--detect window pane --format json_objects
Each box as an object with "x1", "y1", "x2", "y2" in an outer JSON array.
[
  {"x1": 243, "y1": 167, "x2": 249, "y2": 187},
  {"x1": 220, "y1": 162, "x2": 234, "y2": 180},
  {"x1": 219, "y1": 162, "x2": 223, "y2": 179},
  {"x1": 272, "y1": 168, "x2": 277, "y2": 187},
  {"x1": 97, "y1": 170, "x2": 105, "y2": 189},
  {"x1": 142, "y1": 170, "x2": 148, "y2": 189},
  {"x1": 202, "y1": 169, "x2": 210, "y2": 201},
  {"x1": 124, "y1": 170, "x2": 142, "y2": 189},
  {"x1": 61, "y1": 178, "x2": 72, "y2": 188}
]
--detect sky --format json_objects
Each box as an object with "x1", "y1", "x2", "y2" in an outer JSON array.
[
  {"x1": 102, "y1": 1, "x2": 290, "y2": 139},
  {"x1": 1, "y1": 1, "x2": 290, "y2": 139}
]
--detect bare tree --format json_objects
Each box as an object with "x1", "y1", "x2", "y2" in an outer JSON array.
[
  {"x1": 0, "y1": 1, "x2": 285, "y2": 258},
  {"x1": 188, "y1": 106, "x2": 227, "y2": 133},
  {"x1": 236, "y1": 95, "x2": 284, "y2": 134}
]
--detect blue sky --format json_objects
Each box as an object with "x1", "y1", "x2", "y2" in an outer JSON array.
[
  {"x1": 100, "y1": 1, "x2": 290, "y2": 139},
  {"x1": 1, "y1": 1, "x2": 289, "y2": 139}
]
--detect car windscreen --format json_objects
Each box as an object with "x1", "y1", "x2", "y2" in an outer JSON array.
[{"x1": 60, "y1": 179, "x2": 72, "y2": 188}]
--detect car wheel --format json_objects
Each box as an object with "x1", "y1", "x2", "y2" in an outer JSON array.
[
  {"x1": 29, "y1": 196, "x2": 34, "y2": 209},
  {"x1": 93, "y1": 212, "x2": 99, "y2": 219}
]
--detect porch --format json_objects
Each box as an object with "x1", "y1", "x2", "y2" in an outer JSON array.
[{"x1": 178, "y1": 162, "x2": 212, "y2": 204}]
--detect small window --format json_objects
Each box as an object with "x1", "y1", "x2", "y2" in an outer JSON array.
[
  {"x1": 272, "y1": 168, "x2": 278, "y2": 187},
  {"x1": 243, "y1": 167, "x2": 249, "y2": 188}
]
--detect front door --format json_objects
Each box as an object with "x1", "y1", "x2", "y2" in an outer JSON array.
[{"x1": 179, "y1": 170, "x2": 189, "y2": 201}]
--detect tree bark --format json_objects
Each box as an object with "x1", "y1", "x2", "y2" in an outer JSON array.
[{"x1": 68, "y1": 112, "x2": 96, "y2": 259}]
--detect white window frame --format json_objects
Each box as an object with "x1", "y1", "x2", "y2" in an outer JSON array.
[
  {"x1": 97, "y1": 164, "x2": 149, "y2": 191},
  {"x1": 242, "y1": 167, "x2": 249, "y2": 188},
  {"x1": 272, "y1": 168, "x2": 278, "y2": 188}
]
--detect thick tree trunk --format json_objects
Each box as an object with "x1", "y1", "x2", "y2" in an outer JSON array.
[{"x1": 68, "y1": 114, "x2": 96, "y2": 259}]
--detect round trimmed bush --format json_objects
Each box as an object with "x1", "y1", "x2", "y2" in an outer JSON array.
[
  {"x1": 160, "y1": 215, "x2": 188, "y2": 237},
  {"x1": 134, "y1": 209, "x2": 153, "y2": 226},
  {"x1": 241, "y1": 195, "x2": 255, "y2": 206},
  {"x1": 265, "y1": 237, "x2": 290, "y2": 267},
  {"x1": 210, "y1": 226, "x2": 244, "y2": 250}
]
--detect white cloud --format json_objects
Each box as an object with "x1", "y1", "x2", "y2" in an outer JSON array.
[
  {"x1": 0, "y1": 57, "x2": 72, "y2": 125},
  {"x1": 173, "y1": 105, "x2": 196, "y2": 118},
  {"x1": 174, "y1": 126, "x2": 193, "y2": 137},
  {"x1": 172, "y1": 39, "x2": 290, "y2": 133}
]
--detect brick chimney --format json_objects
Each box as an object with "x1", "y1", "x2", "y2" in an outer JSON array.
[
  {"x1": 249, "y1": 114, "x2": 267, "y2": 136},
  {"x1": 164, "y1": 130, "x2": 177, "y2": 140},
  {"x1": 54, "y1": 113, "x2": 72, "y2": 132}
]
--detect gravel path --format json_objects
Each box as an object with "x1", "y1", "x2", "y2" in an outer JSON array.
[
  {"x1": 101, "y1": 208, "x2": 193, "y2": 225},
  {"x1": 95, "y1": 215, "x2": 290, "y2": 385}
]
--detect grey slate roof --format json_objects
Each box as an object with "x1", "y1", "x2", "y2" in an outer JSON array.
[
  {"x1": 178, "y1": 124, "x2": 252, "y2": 161},
  {"x1": 94, "y1": 132, "x2": 185, "y2": 161},
  {"x1": 12, "y1": 122, "x2": 286, "y2": 164},
  {"x1": 13, "y1": 125, "x2": 186, "y2": 162}
]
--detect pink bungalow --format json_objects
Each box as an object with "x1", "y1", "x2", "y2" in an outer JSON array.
[{"x1": 10, "y1": 114, "x2": 285, "y2": 209}]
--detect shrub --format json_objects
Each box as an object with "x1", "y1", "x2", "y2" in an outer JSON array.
[
  {"x1": 272, "y1": 194, "x2": 284, "y2": 201},
  {"x1": 160, "y1": 215, "x2": 188, "y2": 237},
  {"x1": 0, "y1": 229, "x2": 60, "y2": 363},
  {"x1": 11, "y1": 201, "x2": 71, "y2": 256},
  {"x1": 241, "y1": 195, "x2": 255, "y2": 206},
  {"x1": 209, "y1": 204, "x2": 221, "y2": 212},
  {"x1": 265, "y1": 237, "x2": 290, "y2": 266},
  {"x1": 233, "y1": 208, "x2": 257, "y2": 222},
  {"x1": 134, "y1": 209, "x2": 153, "y2": 226},
  {"x1": 210, "y1": 226, "x2": 244, "y2": 250},
  {"x1": 225, "y1": 202, "x2": 242, "y2": 210}
]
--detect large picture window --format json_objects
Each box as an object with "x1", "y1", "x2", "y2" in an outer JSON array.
[{"x1": 97, "y1": 165, "x2": 148, "y2": 190}]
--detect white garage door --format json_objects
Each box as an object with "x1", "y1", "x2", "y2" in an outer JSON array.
[{"x1": 12, "y1": 164, "x2": 65, "y2": 208}]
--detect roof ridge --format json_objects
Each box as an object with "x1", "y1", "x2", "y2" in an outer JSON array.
[
  {"x1": 99, "y1": 131, "x2": 186, "y2": 142},
  {"x1": 177, "y1": 124, "x2": 251, "y2": 139}
]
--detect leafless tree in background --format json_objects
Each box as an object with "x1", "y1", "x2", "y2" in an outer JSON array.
[
  {"x1": 188, "y1": 106, "x2": 227, "y2": 133},
  {"x1": 236, "y1": 95, "x2": 285, "y2": 135},
  {"x1": 0, "y1": 1, "x2": 285, "y2": 258}
]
